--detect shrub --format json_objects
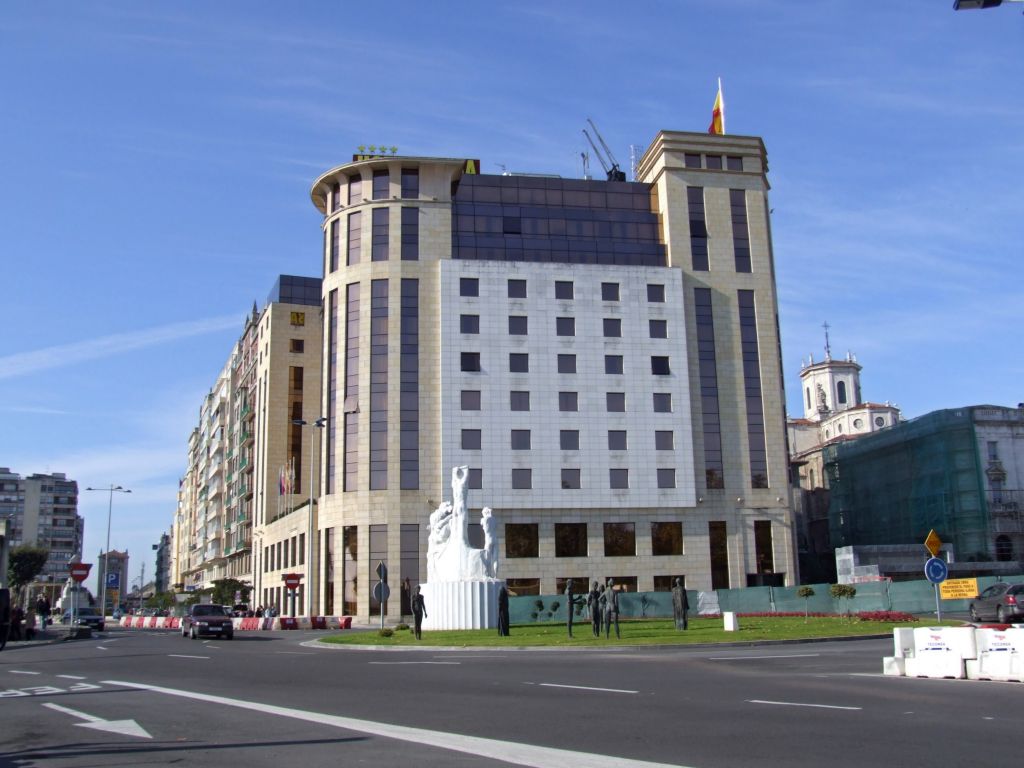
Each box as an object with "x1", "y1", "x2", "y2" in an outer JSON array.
[
  {"x1": 378, "y1": 627, "x2": 394, "y2": 638},
  {"x1": 395, "y1": 623, "x2": 410, "y2": 631},
  {"x1": 856, "y1": 611, "x2": 917, "y2": 622}
]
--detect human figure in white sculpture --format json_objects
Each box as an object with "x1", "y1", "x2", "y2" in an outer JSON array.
[
  {"x1": 481, "y1": 507, "x2": 497, "y2": 578},
  {"x1": 451, "y1": 466, "x2": 469, "y2": 545}
]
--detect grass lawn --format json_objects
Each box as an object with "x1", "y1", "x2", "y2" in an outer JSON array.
[{"x1": 318, "y1": 616, "x2": 963, "y2": 648}]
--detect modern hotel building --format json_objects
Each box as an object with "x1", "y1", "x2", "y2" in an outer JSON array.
[{"x1": 304, "y1": 130, "x2": 795, "y2": 619}]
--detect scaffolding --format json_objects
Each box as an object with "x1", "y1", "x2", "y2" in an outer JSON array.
[{"x1": 825, "y1": 408, "x2": 990, "y2": 562}]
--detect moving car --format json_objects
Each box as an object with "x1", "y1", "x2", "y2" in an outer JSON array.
[
  {"x1": 62, "y1": 609, "x2": 105, "y2": 631},
  {"x1": 969, "y1": 582, "x2": 1024, "y2": 623},
  {"x1": 181, "y1": 603, "x2": 234, "y2": 640}
]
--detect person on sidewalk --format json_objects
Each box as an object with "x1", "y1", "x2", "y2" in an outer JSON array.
[
  {"x1": 411, "y1": 586, "x2": 427, "y2": 640},
  {"x1": 36, "y1": 596, "x2": 50, "y2": 630}
]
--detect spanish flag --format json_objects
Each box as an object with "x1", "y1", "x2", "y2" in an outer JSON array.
[{"x1": 708, "y1": 79, "x2": 725, "y2": 135}]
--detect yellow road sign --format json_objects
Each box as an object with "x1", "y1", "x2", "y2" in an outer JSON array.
[
  {"x1": 924, "y1": 529, "x2": 943, "y2": 557},
  {"x1": 940, "y1": 578, "x2": 978, "y2": 600}
]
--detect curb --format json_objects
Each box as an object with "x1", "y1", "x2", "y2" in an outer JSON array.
[{"x1": 302, "y1": 633, "x2": 894, "y2": 653}]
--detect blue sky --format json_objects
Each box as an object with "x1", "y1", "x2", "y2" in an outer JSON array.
[{"x1": 2, "y1": 1, "x2": 1021, "y2": 590}]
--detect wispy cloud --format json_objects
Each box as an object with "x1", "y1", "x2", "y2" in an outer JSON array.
[
  {"x1": 0, "y1": 315, "x2": 244, "y2": 381},
  {"x1": 0, "y1": 405, "x2": 68, "y2": 415}
]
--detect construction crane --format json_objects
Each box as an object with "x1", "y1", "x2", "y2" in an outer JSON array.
[{"x1": 582, "y1": 118, "x2": 626, "y2": 181}]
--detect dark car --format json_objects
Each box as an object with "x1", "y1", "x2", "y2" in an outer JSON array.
[
  {"x1": 181, "y1": 604, "x2": 234, "y2": 640},
  {"x1": 62, "y1": 609, "x2": 105, "y2": 631},
  {"x1": 969, "y1": 582, "x2": 1024, "y2": 623}
]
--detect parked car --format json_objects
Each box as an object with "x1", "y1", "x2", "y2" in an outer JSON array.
[
  {"x1": 181, "y1": 604, "x2": 234, "y2": 640},
  {"x1": 969, "y1": 582, "x2": 1024, "y2": 623},
  {"x1": 62, "y1": 609, "x2": 105, "y2": 631}
]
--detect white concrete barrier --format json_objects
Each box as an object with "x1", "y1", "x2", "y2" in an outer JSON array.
[
  {"x1": 882, "y1": 657, "x2": 906, "y2": 676},
  {"x1": 903, "y1": 627, "x2": 977, "y2": 679},
  {"x1": 893, "y1": 627, "x2": 915, "y2": 658},
  {"x1": 966, "y1": 627, "x2": 1024, "y2": 682},
  {"x1": 723, "y1": 612, "x2": 740, "y2": 632}
]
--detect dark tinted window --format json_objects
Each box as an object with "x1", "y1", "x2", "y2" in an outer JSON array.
[
  {"x1": 460, "y1": 277, "x2": 479, "y2": 297},
  {"x1": 508, "y1": 279, "x2": 527, "y2": 298},
  {"x1": 509, "y1": 315, "x2": 528, "y2": 335},
  {"x1": 510, "y1": 353, "x2": 529, "y2": 373},
  {"x1": 555, "y1": 281, "x2": 574, "y2": 300}
]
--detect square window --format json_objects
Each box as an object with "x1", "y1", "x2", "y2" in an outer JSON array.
[
  {"x1": 649, "y1": 319, "x2": 667, "y2": 339},
  {"x1": 655, "y1": 430, "x2": 674, "y2": 450},
  {"x1": 608, "y1": 430, "x2": 627, "y2": 450},
  {"x1": 605, "y1": 355, "x2": 624, "y2": 375},
  {"x1": 651, "y1": 356, "x2": 671, "y2": 375},
  {"x1": 510, "y1": 391, "x2": 530, "y2": 411},
  {"x1": 606, "y1": 392, "x2": 625, "y2": 412},
  {"x1": 461, "y1": 352, "x2": 481, "y2": 372},
  {"x1": 559, "y1": 391, "x2": 578, "y2": 412},
  {"x1": 508, "y1": 279, "x2": 527, "y2": 298},
  {"x1": 657, "y1": 468, "x2": 676, "y2": 489},
  {"x1": 647, "y1": 284, "x2": 665, "y2": 303},
  {"x1": 560, "y1": 429, "x2": 580, "y2": 450},
  {"x1": 555, "y1": 523, "x2": 587, "y2": 557},
  {"x1": 651, "y1": 522, "x2": 683, "y2": 556},
  {"x1": 461, "y1": 390, "x2": 481, "y2": 410},
  {"x1": 556, "y1": 317, "x2": 575, "y2": 336},
  {"x1": 609, "y1": 468, "x2": 629, "y2": 489},
  {"x1": 601, "y1": 282, "x2": 620, "y2": 301},
  {"x1": 372, "y1": 169, "x2": 389, "y2": 199},
  {"x1": 653, "y1": 393, "x2": 672, "y2": 413},
  {"x1": 511, "y1": 468, "x2": 533, "y2": 490},
  {"x1": 511, "y1": 429, "x2": 531, "y2": 450},
  {"x1": 460, "y1": 277, "x2": 479, "y2": 297},
  {"x1": 726, "y1": 155, "x2": 743, "y2": 171},
  {"x1": 557, "y1": 354, "x2": 576, "y2": 374},
  {"x1": 603, "y1": 522, "x2": 635, "y2": 555},
  {"x1": 461, "y1": 429, "x2": 481, "y2": 450},
  {"x1": 684, "y1": 153, "x2": 701, "y2": 169},
  {"x1": 289, "y1": 339, "x2": 304, "y2": 353},
  {"x1": 706, "y1": 155, "x2": 723, "y2": 170},
  {"x1": 506, "y1": 522, "x2": 538, "y2": 556},
  {"x1": 509, "y1": 353, "x2": 529, "y2": 373},
  {"x1": 509, "y1": 315, "x2": 528, "y2": 335},
  {"x1": 555, "y1": 280, "x2": 574, "y2": 300},
  {"x1": 460, "y1": 314, "x2": 480, "y2": 334},
  {"x1": 468, "y1": 468, "x2": 482, "y2": 489},
  {"x1": 561, "y1": 468, "x2": 581, "y2": 489},
  {"x1": 603, "y1": 318, "x2": 622, "y2": 338}
]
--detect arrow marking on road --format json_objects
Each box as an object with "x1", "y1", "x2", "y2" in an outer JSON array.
[
  {"x1": 42, "y1": 703, "x2": 152, "y2": 739},
  {"x1": 104, "y1": 679, "x2": 693, "y2": 768}
]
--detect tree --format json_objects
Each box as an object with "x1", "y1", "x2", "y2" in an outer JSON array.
[
  {"x1": 208, "y1": 578, "x2": 250, "y2": 607},
  {"x1": 829, "y1": 583, "x2": 857, "y2": 619},
  {"x1": 7, "y1": 546, "x2": 49, "y2": 603},
  {"x1": 144, "y1": 591, "x2": 176, "y2": 613},
  {"x1": 797, "y1": 585, "x2": 815, "y2": 621}
]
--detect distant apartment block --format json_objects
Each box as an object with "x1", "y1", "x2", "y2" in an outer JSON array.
[{"x1": 0, "y1": 467, "x2": 83, "y2": 584}]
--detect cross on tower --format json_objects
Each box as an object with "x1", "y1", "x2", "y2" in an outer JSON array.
[{"x1": 822, "y1": 321, "x2": 832, "y2": 360}]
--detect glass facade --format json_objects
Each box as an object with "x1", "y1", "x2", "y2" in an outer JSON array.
[
  {"x1": 343, "y1": 283, "x2": 360, "y2": 491},
  {"x1": 451, "y1": 174, "x2": 665, "y2": 266},
  {"x1": 369, "y1": 280, "x2": 388, "y2": 490},
  {"x1": 738, "y1": 290, "x2": 768, "y2": 488},
  {"x1": 400, "y1": 279, "x2": 419, "y2": 489},
  {"x1": 694, "y1": 288, "x2": 724, "y2": 489}
]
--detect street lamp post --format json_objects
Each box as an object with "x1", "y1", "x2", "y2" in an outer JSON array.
[
  {"x1": 292, "y1": 417, "x2": 326, "y2": 617},
  {"x1": 85, "y1": 485, "x2": 131, "y2": 619}
]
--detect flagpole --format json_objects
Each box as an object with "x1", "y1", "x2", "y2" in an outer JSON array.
[{"x1": 718, "y1": 77, "x2": 725, "y2": 134}]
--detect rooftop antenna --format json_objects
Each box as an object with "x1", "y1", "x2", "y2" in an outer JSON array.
[
  {"x1": 822, "y1": 321, "x2": 832, "y2": 361},
  {"x1": 583, "y1": 118, "x2": 626, "y2": 181}
]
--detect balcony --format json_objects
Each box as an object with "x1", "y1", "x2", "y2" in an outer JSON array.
[
  {"x1": 241, "y1": 431, "x2": 253, "y2": 446},
  {"x1": 239, "y1": 456, "x2": 249, "y2": 470}
]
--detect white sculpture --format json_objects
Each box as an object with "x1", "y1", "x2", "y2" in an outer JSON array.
[
  {"x1": 427, "y1": 467, "x2": 499, "y2": 582},
  {"x1": 422, "y1": 466, "x2": 501, "y2": 630}
]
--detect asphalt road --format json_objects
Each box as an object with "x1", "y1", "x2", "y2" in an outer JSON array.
[{"x1": 0, "y1": 626, "x2": 1018, "y2": 768}]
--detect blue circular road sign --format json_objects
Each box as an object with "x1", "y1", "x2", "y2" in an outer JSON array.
[{"x1": 925, "y1": 557, "x2": 948, "y2": 584}]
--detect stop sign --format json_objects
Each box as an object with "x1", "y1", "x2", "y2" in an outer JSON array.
[
  {"x1": 69, "y1": 563, "x2": 92, "y2": 583},
  {"x1": 282, "y1": 573, "x2": 301, "y2": 590}
]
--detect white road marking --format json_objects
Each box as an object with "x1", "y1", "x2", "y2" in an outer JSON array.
[
  {"x1": 9, "y1": 671, "x2": 41, "y2": 676},
  {"x1": 748, "y1": 699, "x2": 861, "y2": 711},
  {"x1": 539, "y1": 683, "x2": 638, "y2": 694},
  {"x1": 435, "y1": 654, "x2": 508, "y2": 659},
  {"x1": 708, "y1": 653, "x2": 820, "y2": 661},
  {"x1": 167, "y1": 654, "x2": 210, "y2": 659},
  {"x1": 57, "y1": 675, "x2": 88, "y2": 680},
  {"x1": 104, "y1": 679, "x2": 691, "y2": 768},
  {"x1": 368, "y1": 661, "x2": 460, "y2": 665},
  {"x1": 276, "y1": 651, "x2": 314, "y2": 655},
  {"x1": 96, "y1": 646, "x2": 108, "y2": 651},
  {"x1": 42, "y1": 702, "x2": 152, "y2": 739}
]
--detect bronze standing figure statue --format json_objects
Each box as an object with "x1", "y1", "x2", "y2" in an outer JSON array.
[
  {"x1": 411, "y1": 585, "x2": 427, "y2": 640},
  {"x1": 564, "y1": 579, "x2": 584, "y2": 638},
  {"x1": 603, "y1": 579, "x2": 620, "y2": 639},
  {"x1": 587, "y1": 581, "x2": 602, "y2": 638},
  {"x1": 672, "y1": 577, "x2": 690, "y2": 630}
]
